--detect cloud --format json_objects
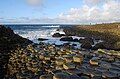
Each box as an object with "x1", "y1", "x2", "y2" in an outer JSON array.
[
  {"x1": 26, "y1": 0, "x2": 44, "y2": 6},
  {"x1": 0, "y1": 0, "x2": 120, "y2": 24},
  {"x1": 84, "y1": 0, "x2": 102, "y2": 6},
  {"x1": 57, "y1": 0, "x2": 120, "y2": 23}
]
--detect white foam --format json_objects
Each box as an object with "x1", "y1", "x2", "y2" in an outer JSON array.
[
  {"x1": 41, "y1": 25, "x2": 60, "y2": 28},
  {"x1": 14, "y1": 28, "x2": 65, "y2": 41}
]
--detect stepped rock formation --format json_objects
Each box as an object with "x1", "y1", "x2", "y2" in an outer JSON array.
[{"x1": 0, "y1": 25, "x2": 32, "y2": 79}]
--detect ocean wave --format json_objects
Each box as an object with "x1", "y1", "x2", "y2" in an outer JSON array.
[
  {"x1": 41, "y1": 25, "x2": 60, "y2": 28},
  {"x1": 14, "y1": 28, "x2": 65, "y2": 41}
]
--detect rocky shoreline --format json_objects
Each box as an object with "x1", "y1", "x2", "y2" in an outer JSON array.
[
  {"x1": 6, "y1": 43, "x2": 120, "y2": 79},
  {"x1": 63, "y1": 23, "x2": 120, "y2": 51},
  {"x1": 0, "y1": 25, "x2": 120, "y2": 79}
]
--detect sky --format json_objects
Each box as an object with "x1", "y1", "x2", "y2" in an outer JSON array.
[{"x1": 0, "y1": 0, "x2": 120, "y2": 24}]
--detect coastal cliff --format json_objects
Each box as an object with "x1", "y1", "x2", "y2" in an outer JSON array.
[{"x1": 0, "y1": 25, "x2": 32, "y2": 79}]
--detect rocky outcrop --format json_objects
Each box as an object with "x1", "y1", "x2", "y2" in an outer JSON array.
[
  {"x1": 0, "y1": 25, "x2": 32, "y2": 79},
  {"x1": 92, "y1": 42, "x2": 120, "y2": 50},
  {"x1": 52, "y1": 33, "x2": 65, "y2": 37},
  {"x1": 38, "y1": 38, "x2": 48, "y2": 41},
  {"x1": 79, "y1": 37, "x2": 94, "y2": 45},
  {"x1": 92, "y1": 42, "x2": 106, "y2": 50},
  {"x1": 81, "y1": 42, "x2": 92, "y2": 49},
  {"x1": 60, "y1": 36, "x2": 74, "y2": 41}
]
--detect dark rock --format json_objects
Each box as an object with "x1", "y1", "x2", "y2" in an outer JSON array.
[
  {"x1": 81, "y1": 42, "x2": 92, "y2": 49},
  {"x1": 91, "y1": 76, "x2": 102, "y2": 79},
  {"x1": 60, "y1": 36, "x2": 74, "y2": 41},
  {"x1": 52, "y1": 33, "x2": 65, "y2": 37},
  {"x1": 92, "y1": 42, "x2": 120, "y2": 50},
  {"x1": 53, "y1": 72, "x2": 70, "y2": 79},
  {"x1": 79, "y1": 37, "x2": 94, "y2": 45},
  {"x1": 38, "y1": 38, "x2": 48, "y2": 41},
  {"x1": 92, "y1": 42, "x2": 106, "y2": 50},
  {"x1": 73, "y1": 38, "x2": 79, "y2": 42},
  {"x1": 102, "y1": 71, "x2": 118, "y2": 78},
  {"x1": 69, "y1": 74, "x2": 81, "y2": 79},
  {"x1": 72, "y1": 44, "x2": 77, "y2": 46},
  {"x1": 80, "y1": 75, "x2": 90, "y2": 79}
]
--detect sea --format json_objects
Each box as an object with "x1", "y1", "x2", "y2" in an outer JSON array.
[
  {"x1": 5, "y1": 24, "x2": 83, "y2": 48},
  {"x1": 5, "y1": 24, "x2": 103, "y2": 49}
]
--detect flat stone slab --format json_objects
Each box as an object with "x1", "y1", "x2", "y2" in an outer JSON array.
[
  {"x1": 66, "y1": 69, "x2": 82, "y2": 75},
  {"x1": 69, "y1": 74, "x2": 81, "y2": 79},
  {"x1": 95, "y1": 67, "x2": 108, "y2": 73},
  {"x1": 53, "y1": 72, "x2": 70, "y2": 79},
  {"x1": 102, "y1": 71, "x2": 118, "y2": 78},
  {"x1": 40, "y1": 74, "x2": 53, "y2": 79},
  {"x1": 63, "y1": 63, "x2": 76, "y2": 70}
]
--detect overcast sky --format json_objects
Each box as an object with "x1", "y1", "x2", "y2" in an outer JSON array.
[{"x1": 0, "y1": 0, "x2": 120, "y2": 24}]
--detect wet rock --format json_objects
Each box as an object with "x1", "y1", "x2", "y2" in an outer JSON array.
[
  {"x1": 38, "y1": 38, "x2": 48, "y2": 41},
  {"x1": 89, "y1": 57, "x2": 100, "y2": 66},
  {"x1": 53, "y1": 72, "x2": 69, "y2": 79},
  {"x1": 80, "y1": 75, "x2": 90, "y2": 79},
  {"x1": 72, "y1": 44, "x2": 77, "y2": 46},
  {"x1": 52, "y1": 33, "x2": 65, "y2": 37},
  {"x1": 51, "y1": 70, "x2": 63, "y2": 75},
  {"x1": 102, "y1": 71, "x2": 118, "y2": 78},
  {"x1": 112, "y1": 61, "x2": 120, "y2": 68},
  {"x1": 66, "y1": 69, "x2": 82, "y2": 75},
  {"x1": 91, "y1": 76, "x2": 102, "y2": 79},
  {"x1": 69, "y1": 74, "x2": 81, "y2": 79},
  {"x1": 40, "y1": 74, "x2": 53, "y2": 79},
  {"x1": 73, "y1": 38, "x2": 79, "y2": 42},
  {"x1": 109, "y1": 67, "x2": 120, "y2": 75},
  {"x1": 101, "y1": 56, "x2": 115, "y2": 63},
  {"x1": 90, "y1": 70, "x2": 102, "y2": 78},
  {"x1": 60, "y1": 36, "x2": 74, "y2": 41},
  {"x1": 100, "y1": 61, "x2": 112, "y2": 69}
]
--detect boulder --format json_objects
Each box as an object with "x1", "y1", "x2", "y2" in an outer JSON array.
[
  {"x1": 52, "y1": 33, "x2": 65, "y2": 37},
  {"x1": 92, "y1": 42, "x2": 106, "y2": 50},
  {"x1": 92, "y1": 42, "x2": 120, "y2": 50},
  {"x1": 38, "y1": 38, "x2": 48, "y2": 41},
  {"x1": 73, "y1": 38, "x2": 79, "y2": 42},
  {"x1": 60, "y1": 36, "x2": 74, "y2": 41}
]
